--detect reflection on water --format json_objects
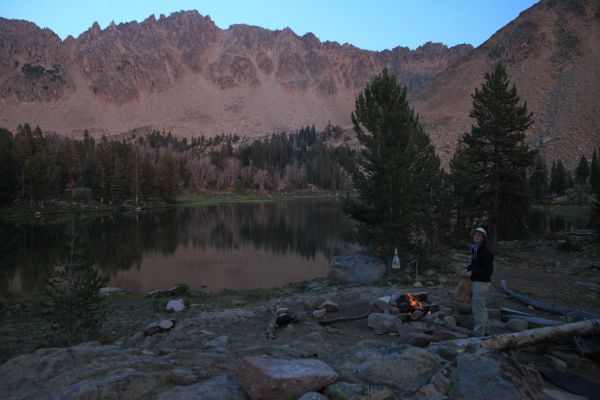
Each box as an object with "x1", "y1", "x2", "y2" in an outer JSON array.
[
  {"x1": 1, "y1": 199, "x2": 356, "y2": 295},
  {"x1": 527, "y1": 207, "x2": 589, "y2": 237}
]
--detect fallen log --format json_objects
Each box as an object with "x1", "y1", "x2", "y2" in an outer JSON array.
[
  {"x1": 318, "y1": 312, "x2": 370, "y2": 325},
  {"x1": 436, "y1": 319, "x2": 600, "y2": 352},
  {"x1": 500, "y1": 280, "x2": 600, "y2": 320},
  {"x1": 500, "y1": 307, "x2": 563, "y2": 327}
]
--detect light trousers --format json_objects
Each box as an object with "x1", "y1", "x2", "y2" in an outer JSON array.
[{"x1": 471, "y1": 281, "x2": 491, "y2": 336}]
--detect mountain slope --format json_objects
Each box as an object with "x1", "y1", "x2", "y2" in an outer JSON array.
[
  {"x1": 0, "y1": 12, "x2": 470, "y2": 139},
  {"x1": 409, "y1": 0, "x2": 600, "y2": 164}
]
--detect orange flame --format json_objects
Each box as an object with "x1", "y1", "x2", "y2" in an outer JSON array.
[{"x1": 407, "y1": 292, "x2": 422, "y2": 309}]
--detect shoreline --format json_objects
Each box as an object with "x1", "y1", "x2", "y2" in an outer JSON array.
[{"x1": 0, "y1": 191, "x2": 338, "y2": 222}]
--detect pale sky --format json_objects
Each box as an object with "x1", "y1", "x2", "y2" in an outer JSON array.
[{"x1": 0, "y1": 0, "x2": 539, "y2": 50}]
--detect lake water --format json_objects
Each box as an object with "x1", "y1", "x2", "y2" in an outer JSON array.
[
  {"x1": 1, "y1": 199, "x2": 357, "y2": 295},
  {"x1": 0, "y1": 201, "x2": 589, "y2": 296}
]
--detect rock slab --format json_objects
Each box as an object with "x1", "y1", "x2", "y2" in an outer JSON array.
[
  {"x1": 236, "y1": 356, "x2": 338, "y2": 400},
  {"x1": 330, "y1": 255, "x2": 385, "y2": 285}
]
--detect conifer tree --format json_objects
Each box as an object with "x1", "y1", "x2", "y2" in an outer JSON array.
[
  {"x1": 0, "y1": 128, "x2": 17, "y2": 205},
  {"x1": 157, "y1": 154, "x2": 180, "y2": 203},
  {"x1": 575, "y1": 155, "x2": 590, "y2": 185},
  {"x1": 590, "y1": 149, "x2": 600, "y2": 191},
  {"x1": 344, "y1": 69, "x2": 447, "y2": 256},
  {"x1": 460, "y1": 64, "x2": 535, "y2": 243},
  {"x1": 529, "y1": 154, "x2": 548, "y2": 203},
  {"x1": 45, "y1": 228, "x2": 109, "y2": 345},
  {"x1": 449, "y1": 141, "x2": 479, "y2": 238}
]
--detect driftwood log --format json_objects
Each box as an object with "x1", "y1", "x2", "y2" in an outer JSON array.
[
  {"x1": 437, "y1": 319, "x2": 600, "y2": 352},
  {"x1": 500, "y1": 307, "x2": 563, "y2": 327},
  {"x1": 500, "y1": 280, "x2": 600, "y2": 320}
]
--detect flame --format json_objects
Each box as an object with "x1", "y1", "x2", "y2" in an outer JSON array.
[{"x1": 407, "y1": 292, "x2": 422, "y2": 309}]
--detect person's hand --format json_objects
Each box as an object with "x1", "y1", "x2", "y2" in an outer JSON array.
[{"x1": 463, "y1": 270, "x2": 472, "y2": 278}]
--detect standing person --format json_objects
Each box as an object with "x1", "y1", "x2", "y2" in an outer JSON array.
[{"x1": 463, "y1": 227, "x2": 494, "y2": 336}]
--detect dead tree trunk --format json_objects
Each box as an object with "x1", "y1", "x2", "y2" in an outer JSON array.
[
  {"x1": 500, "y1": 280, "x2": 600, "y2": 320},
  {"x1": 436, "y1": 319, "x2": 600, "y2": 352},
  {"x1": 500, "y1": 307, "x2": 563, "y2": 327}
]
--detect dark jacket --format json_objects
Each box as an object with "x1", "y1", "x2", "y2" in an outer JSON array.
[{"x1": 467, "y1": 242, "x2": 494, "y2": 282}]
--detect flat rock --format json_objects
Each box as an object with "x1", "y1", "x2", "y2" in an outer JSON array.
[
  {"x1": 330, "y1": 255, "x2": 385, "y2": 285},
  {"x1": 169, "y1": 368, "x2": 199, "y2": 385},
  {"x1": 505, "y1": 319, "x2": 529, "y2": 332},
  {"x1": 166, "y1": 299, "x2": 186, "y2": 313},
  {"x1": 443, "y1": 315, "x2": 457, "y2": 328},
  {"x1": 156, "y1": 374, "x2": 246, "y2": 400},
  {"x1": 205, "y1": 335, "x2": 229, "y2": 348},
  {"x1": 367, "y1": 313, "x2": 397, "y2": 334},
  {"x1": 236, "y1": 356, "x2": 338, "y2": 400},
  {"x1": 369, "y1": 296, "x2": 391, "y2": 313}
]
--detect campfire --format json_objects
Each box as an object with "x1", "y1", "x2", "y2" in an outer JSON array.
[{"x1": 392, "y1": 291, "x2": 437, "y2": 321}]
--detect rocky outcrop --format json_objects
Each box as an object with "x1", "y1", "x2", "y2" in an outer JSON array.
[{"x1": 0, "y1": 13, "x2": 470, "y2": 140}]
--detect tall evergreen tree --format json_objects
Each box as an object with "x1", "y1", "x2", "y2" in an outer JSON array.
[
  {"x1": 449, "y1": 141, "x2": 479, "y2": 239},
  {"x1": 0, "y1": 128, "x2": 17, "y2": 205},
  {"x1": 460, "y1": 64, "x2": 535, "y2": 243},
  {"x1": 343, "y1": 69, "x2": 447, "y2": 256},
  {"x1": 575, "y1": 155, "x2": 590, "y2": 185},
  {"x1": 157, "y1": 154, "x2": 180, "y2": 203},
  {"x1": 591, "y1": 149, "x2": 600, "y2": 192},
  {"x1": 529, "y1": 154, "x2": 548, "y2": 203},
  {"x1": 550, "y1": 160, "x2": 568, "y2": 196}
]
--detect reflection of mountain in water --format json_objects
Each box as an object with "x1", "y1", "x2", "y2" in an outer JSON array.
[{"x1": 1, "y1": 199, "x2": 355, "y2": 294}]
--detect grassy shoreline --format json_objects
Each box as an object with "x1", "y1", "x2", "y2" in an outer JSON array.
[
  {"x1": 530, "y1": 203, "x2": 591, "y2": 220},
  {"x1": 0, "y1": 191, "x2": 336, "y2": 222}
]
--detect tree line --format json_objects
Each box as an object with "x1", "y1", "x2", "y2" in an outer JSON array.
[{"x1": 0, "y1": 124, "x2": 351, "y2": 207}]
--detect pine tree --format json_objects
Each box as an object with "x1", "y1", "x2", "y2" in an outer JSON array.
[
  {"x1": 157, "y1": 154, "x2": 180, "y2": 203},
  {"x1": 45, "y1": 228, "x2": 109, "y2": 345},
  {"x1": 449, "y1": 141, "x2": 480, "y2": 239},
  {"x1": 550, "y1": 160, "x2": 568, "y2": 196},
  {"x1": 574, "y1": 155, "x2": 590, "y2": 185},
  {"x1": 460, "y1": 64, "x2": 535, "y2": 243},
  {"x1": 529, "y1": 154, "x2": 548, "y2": 203},
  {"x1": 343, "y1": 69, "x2": 447, "y2": 256},
  {"x1": 591, "y1": 149, "x2": 600, "y2": 192},
  {"x1": 0, "y1": 128, "x2": 17, "y2": 205}
]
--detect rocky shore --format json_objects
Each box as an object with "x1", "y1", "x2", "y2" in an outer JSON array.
[{"x1": 1, "y1": 238, "x2": 600, "y2": 399}]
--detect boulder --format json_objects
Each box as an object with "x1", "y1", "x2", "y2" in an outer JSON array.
[
  {"x1": 431, "y1": 330, "x2": 468, "y2": 342},
  {"x1": 313, "y1": 309, "x2": 327, "y2": 319},
  {"x1": 158, "y1": 319, "x2": 174, "y2": 330},
  {"x1": 369, "y1": 296, "x2": 391, "y2": 313},
  {"x1": 455, "y1": 349, "x2": 523, "y2": 399},
  {"x1": 350, "y1": 345, "x2": 444, "y2": 392},
  {"x1": 413, "y1": 281, "x2": 423, "y2": 288},
  {"x1": 319, "y1": 300, "x2": 339, "y2": 312},
  {"x1": 236, "y1": 356, "x2": 338, "y2": 400},
  {"x1": 156, "y1": 374, "x2": 246, "y2": 400},
  {"x1": 143, "y1": 322, "x2": 162, "y2": 336},
  {"x1": 330, "y1": 255, "x2": 385, "y2": 285},
  {"x1": 367, "y1": 313, "x2": 397, "y2": 334},
  {"x1": 166, "y1": 299, "x2": 186, "y2": 313},
  {"x1": 443, "y1": 316, "x2": 457, "y2": 328},
  {"x1": 169, "y1": 368, "x2": 199, "y2": 385},
  {"x1": 305, "y1": 296, "x2": 328, "y2": 311},
  {"x1": 505, "y1": 319, "x2": 529, "y2": 332}
]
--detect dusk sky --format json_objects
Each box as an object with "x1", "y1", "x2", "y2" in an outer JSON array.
[{"x1": 1, "y1": 1, "x2": 539, "y2": 50}]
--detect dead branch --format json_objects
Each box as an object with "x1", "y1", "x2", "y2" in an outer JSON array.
[
  {"x1": 500, "y1": 280, "x2": 600, "y2": 320},
  {"x1": 318, "y1": 312, "x2": 370, "y2": 325},
  {"x1": 435, "y1": 319, "x2": 600, "y2": 352}
]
